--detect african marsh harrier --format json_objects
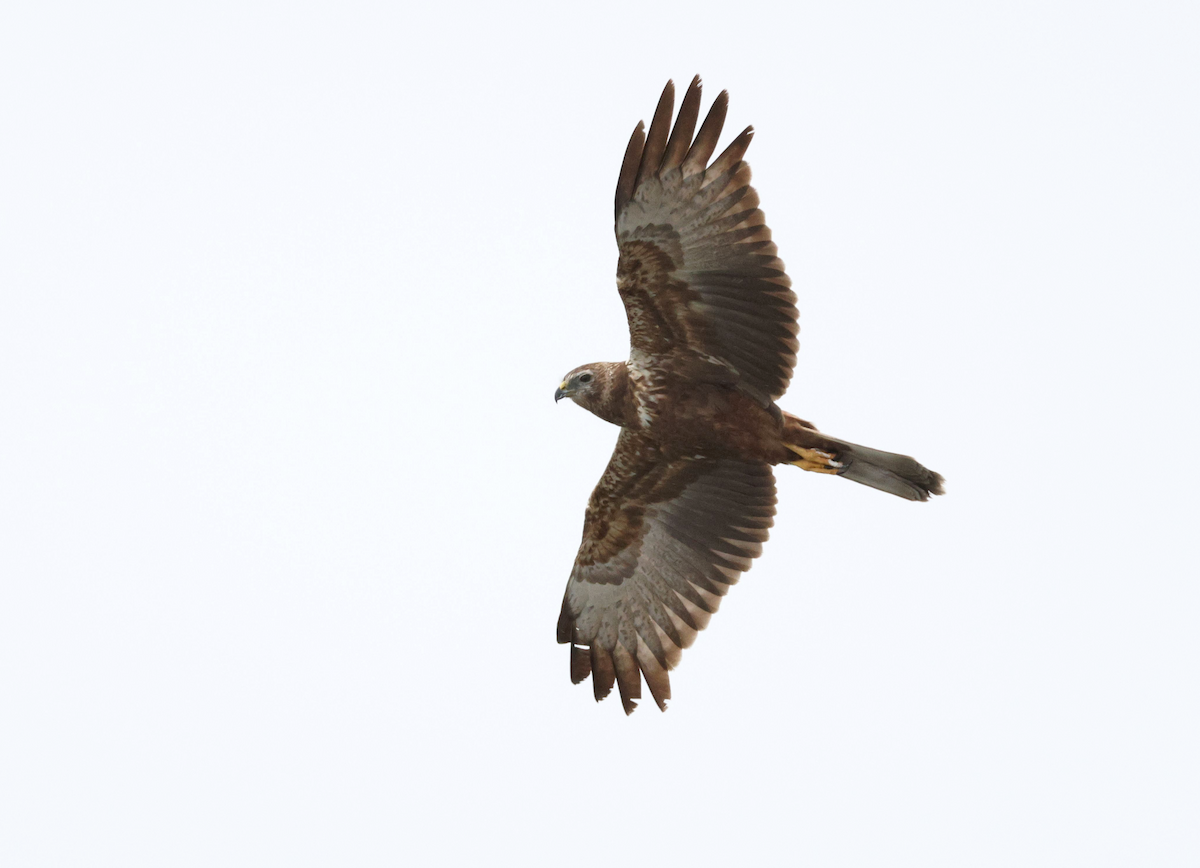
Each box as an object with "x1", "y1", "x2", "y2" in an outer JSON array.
[{"x1": 555, "y1": 77, "x2": 943, "y2": 714}]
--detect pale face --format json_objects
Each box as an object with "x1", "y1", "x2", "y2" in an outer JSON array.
[{"x1": 554, "y1": 365, "x2": 601, "y2": 407}]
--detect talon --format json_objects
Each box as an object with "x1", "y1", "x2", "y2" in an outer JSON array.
[{"x1": 785, "y1": 443, "x2": 844, "y2": 474}]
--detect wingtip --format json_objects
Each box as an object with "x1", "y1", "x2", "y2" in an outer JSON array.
[
  {"x1": 658, "y1": 78, "x2": 675, "y2": 106},
  {"x1": 569, "y1": 643, "x2": 592, "y2": 684}
]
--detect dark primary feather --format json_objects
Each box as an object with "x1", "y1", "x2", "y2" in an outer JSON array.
[
  {"x1": 683, "y1": 89, "x2": 727, "y2": 177},
  {"x1": 615, "y1": 122, "x2": 645, "y2": 221},
  {"x1": 634, "y1": 80, "x2": 675, "y2": 193},
  {"x1": 661, "y1": 75, "x2": 701, "y2": 172},
  {"x1": 708, "y1": 126, "x2": 755, "y2": 178}
]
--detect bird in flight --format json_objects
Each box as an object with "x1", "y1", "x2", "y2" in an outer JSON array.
[{"x1": 555, "y1": 77, "x2": 944, "y2": 714}]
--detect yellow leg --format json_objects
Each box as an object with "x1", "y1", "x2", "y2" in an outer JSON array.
[{"x1": 785, "y1": 443, "x2": 844, "y2": 474}]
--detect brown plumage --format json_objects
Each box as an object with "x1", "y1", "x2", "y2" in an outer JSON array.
[{"x1": 555, "y1": 77, "x2": 944, "y2": 714}]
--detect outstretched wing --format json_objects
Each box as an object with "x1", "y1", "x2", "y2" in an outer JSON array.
[
  {"x1": 557, "y1": 428, "x2": 777, "y2": 713},
  {"x1": 614, "y1": 76, "x2": 799, "y2": 402}
]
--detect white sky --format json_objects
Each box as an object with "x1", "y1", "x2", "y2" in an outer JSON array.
[{"x1": 2, "y1": 1, "x2": 1197, "y2": 865}]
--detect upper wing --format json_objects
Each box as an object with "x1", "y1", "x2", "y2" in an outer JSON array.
[
  {"x1": 614, "y1": 77, "x2": 799, "y2": 402},
  {"x1": 557, "y1": 427, "x2": 777, "y2": 713}
]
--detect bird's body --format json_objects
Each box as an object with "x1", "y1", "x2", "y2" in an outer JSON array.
[
  {"x1": 566, "y1": 358, "x2": 782, "y2": 461},
  {"x1": 555, "y1": 77, "x2": 943, "y2": 714}
]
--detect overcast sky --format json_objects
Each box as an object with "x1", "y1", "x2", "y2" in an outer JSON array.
[{"x1": 2, "y1": 2, "x2": 1197, "y2": 865}]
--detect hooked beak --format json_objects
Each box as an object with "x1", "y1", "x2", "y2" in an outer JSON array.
[{"x1": 554, "y1": 381, "x2": 569, "y2": 403}]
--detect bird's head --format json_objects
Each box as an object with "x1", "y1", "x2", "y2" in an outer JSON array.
[
  {"x1": 554, "y1": 364, "x2": 603, "y2": 410},
  {"x1": 554, "y1": 362, "x2": 629, "y2": 426}
]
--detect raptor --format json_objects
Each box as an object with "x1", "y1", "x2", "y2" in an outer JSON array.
[{"x1": 555, "y1": 77, "x2": 943, "y2": 714}]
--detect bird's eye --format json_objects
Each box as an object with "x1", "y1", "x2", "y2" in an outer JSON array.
[{"x1": 578, "y1": 373, "x2": 594, "y2": 384}]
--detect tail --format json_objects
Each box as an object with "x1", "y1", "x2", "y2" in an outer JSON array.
[{"x1": 782, "y1": 414, "x2": 945, "y2": 502}]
